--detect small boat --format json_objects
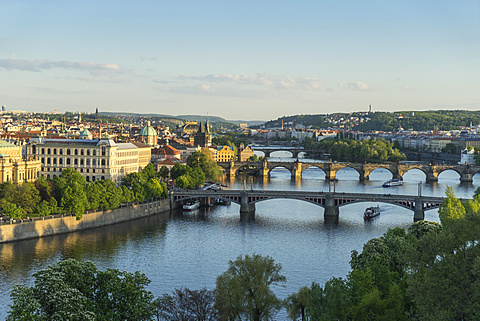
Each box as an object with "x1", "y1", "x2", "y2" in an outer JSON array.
[
  {"x1": 382, "y1": 179, "x2": 402, "y2": 187},
  {"x1": 183, "y1": 200, "x2": 200, "y2": 211},
  {"x1": 214, "y1": 198, "x2": 231, "y2": 206},
  {"x1": 364, "y1": 205, "x2": 380, "y2": 219}
]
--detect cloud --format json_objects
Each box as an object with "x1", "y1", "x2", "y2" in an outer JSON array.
[
  {"x1": 339, "y1": 81, "x2": 369, "y2": 91},
  {"x1": 140, "y1": 55, "x2": 158, "y2": 61},
  {"x1": 0, "y1": 58, "x2": 121, "y2": 76},
  {"x1": 176, "y1": 73, "x2": 324, "y2": 91}
]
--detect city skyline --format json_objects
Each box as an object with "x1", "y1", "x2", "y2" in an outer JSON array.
[{"x1": 1, "y1": 1, "x2": 478, "y2": 120}]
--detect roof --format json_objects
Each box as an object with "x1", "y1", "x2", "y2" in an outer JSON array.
[
  {"x1": 0, "y1": 140, "x2": 17, "y2": 148},
  {"x1": 217, "y1": 145, "x2": 234, "y2": 151},
  {"x1": 139, "y1": 121, "x2": 157, "y2": 137},
  {"x1": 158, "y1": 158, "x2": 184, "y2": 165}
]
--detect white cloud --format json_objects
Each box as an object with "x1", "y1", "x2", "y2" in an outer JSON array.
[
  {"x1": 176, "y1": 73, "x2": 324, "y2": 91},
  {"x1": 339, "y1": 81, "x2": 369, "y2": 91},
  {"x1": 0, "y1": 58, "x2": 121, "y2": 76}
]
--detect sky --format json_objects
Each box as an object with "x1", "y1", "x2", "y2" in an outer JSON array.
[{"x1": 0, "y1": 1, "x2": 479, "y2": 121}]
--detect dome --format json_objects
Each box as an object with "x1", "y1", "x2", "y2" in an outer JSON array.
[{"x1": 139, "y1": 121, "x2": 157, "y2": 137}]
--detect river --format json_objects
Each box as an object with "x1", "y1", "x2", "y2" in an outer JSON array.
[{"x1": 0, "y1": 162, "x2": 478, "y2": 319}]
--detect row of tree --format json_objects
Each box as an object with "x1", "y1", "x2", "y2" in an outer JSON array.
[
  {"x1": 8, "y1": 187, "x2": 479, "y2": 320},
  {"x1": 0, "y1": 163, "x2": 167, "y2": 220},
  {"x1": 304, "y1": 137, "x2": 407, "y2": 163}
]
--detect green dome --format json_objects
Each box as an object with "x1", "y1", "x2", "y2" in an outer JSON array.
[
  {"x1": 139, "y1": 121, "x2": 157, "y2": 137},
  {"x1": 79, "y1": 128, "x2": 92, "y2": 136}
]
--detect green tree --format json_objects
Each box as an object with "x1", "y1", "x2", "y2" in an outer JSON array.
[
  {"x1": 154, "y1": 288, "x2": 217, "y2": 321},
  {"x1": 158, "y1": 166, "x2": 170, "y2": 180},
  {"x1": 7, "y1": 259, "x2": 155, "y2": 321},
  {"x1": 142, "y1": 163, "x2": 158, "y2": 180},
  {"x1": 215, "y1": 254, "x2": 286, "y2": 321},
  {"x1": 285, "y1": 286, "x2": 309, "y2": 321},
  {"x1": 407, "y1": 193, "x2": 480, "y2": 320},
  {"x1": 441, "y1": 142, "x2": 457, "y2": 154}
]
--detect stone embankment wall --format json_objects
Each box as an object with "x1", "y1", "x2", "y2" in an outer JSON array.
[{"x1": 0, "y1": 198, "x2": 179, "y2": 244}]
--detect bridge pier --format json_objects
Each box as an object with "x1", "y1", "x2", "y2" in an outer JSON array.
[
  {"x1": 240, "y1": 192, "x2": 255, "y2": 221},
  {"x1": 460, "y1": 173, "x2": 474, "y2": 183},
  {"x1": 324, "y1": 194, "x2": 339, "y2": 224},
  {"x1": 414, "y1": 197, "x2": 424, "y2": 222}
]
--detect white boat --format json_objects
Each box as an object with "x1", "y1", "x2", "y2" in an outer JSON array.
[
  {"x1": 382, "y1": 179, "x2": 402, "y2": 187},
  {"x1": 364, "y1": 205, "x2": 380, "y2": 219},
  {"x1": 183, "y1": 200, "x2": 200, "y2": 211}
]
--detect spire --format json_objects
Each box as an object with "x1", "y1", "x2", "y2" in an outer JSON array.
[{"x1": 205, "y1": 114, "x2": 210, "y2": 133}]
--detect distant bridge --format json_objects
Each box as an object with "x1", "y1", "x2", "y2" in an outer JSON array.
[
  {"x1": 171, "y1": 189, "x2": 456, "y2": 223},
  {"x1": 216, "y1": 160, "x2": 480, "y2": 183}
]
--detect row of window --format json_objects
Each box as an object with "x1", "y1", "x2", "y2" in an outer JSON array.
[
  {"x1": 41, "y1": 158, "x2": 108, "y2": 166},
  {"x1": 44, "y1": 174, "x2": 106, "y2": 182},
  {"x1": 43, "y1": 167, "x2": 105, "y2": 174},
  {"x1": 33, "y1": 146, "x2": 107, "y2": 157}
]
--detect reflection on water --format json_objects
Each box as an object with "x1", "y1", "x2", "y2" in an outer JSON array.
[{"x1": 0, "y1": 165, "x2": 477, "y2": 319}]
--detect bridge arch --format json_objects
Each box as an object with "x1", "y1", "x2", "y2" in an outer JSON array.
[
  {"x1": 366, "y1": 167, "x2": 394, "y2": 180},
  {"x1": 300, "y1": 165, "x2": 326, "y2": 179},
  {"x1": 437, "y1": 168, "x2": 461, "y2": 181},
  {"x1": 333, "y1": 166, "x2": 361, "y2": 180},
  {"x1": 400, "y1": 168, "x2": 427, "y2": 181}
]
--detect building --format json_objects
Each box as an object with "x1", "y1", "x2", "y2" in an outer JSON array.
[
  {"x1": 216, "y1": 145, "x2": 235, "y2": 162},
  {"x1": 238, "y1": 146, "x2": 254, "y2": 161},
  {"x1": 151, "y1": 145, "x2": 181, "y2": 164},
  {"x1": 138, "y1": 121, "x2": 158, "y2": 146},
  {"x1": 0, "y1": 140, "x2": 41, "y2": 184},
  {"x1": 459, "y1": 148, "x2": 476, "y2": 165},
  {"x1": 193, "y1": 120, "x2": 212, "y2": 147},
  {"x1": 25, "y1": 138, "x2": 151, "y2": 182}
]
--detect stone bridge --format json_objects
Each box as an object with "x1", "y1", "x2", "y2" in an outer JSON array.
[
  {"x1": 217, "y1": 160, "x2": 480, "y2": 183},
  {"x1": 171, "y1": 190, "x2": 454, "y2": 223}
]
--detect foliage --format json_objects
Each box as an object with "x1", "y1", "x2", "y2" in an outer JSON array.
[
  {"x1": 285, "y1": 286, "x2": 309, "y2": 321},
  {"x1": 158, "y1": 166, "x2": 170, "y2": 179},
  {"x1": 304, "y1": 137, "x2": 406, "y2": 163},
  {"x1": 212, "y1": 132, "x2": 248, "y2": 148},
  {"x1": 154, "y1": 288, "x2": 217, "y2": 321},
  {"x1": 215, "y1": 254, "x2": 286, "y2": 321},
  {"x1": 441, "y1": 142, "x2": 457, "y2": 154},
  {"x1": 6, "y1": 259, "x2": 155, "y2": 321},
  {"x1": 187, "y1": 150, "x2": 223, "y2": 180}
]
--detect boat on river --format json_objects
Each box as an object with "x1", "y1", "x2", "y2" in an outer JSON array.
[
  {"x1": 364, "y1": 205, "x2": 380, "y2": 219},
  {"x1": 183, "y1": 200, "x2": 200, "y2": 211},
  {"x1": 382, "y1": 179, "x2": 402, "y2": 187}
]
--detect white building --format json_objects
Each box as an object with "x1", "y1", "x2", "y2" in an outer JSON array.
[
  {"x1": 459, "y1": 148, "x2": 476, "y2": 165},
  {"x1": 25, "y1": 137, "x2": 152, "y2": 182}
]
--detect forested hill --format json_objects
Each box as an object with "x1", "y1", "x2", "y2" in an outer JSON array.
[
  {"x1": 260, "y1": 110, "x2": 480, "y2": 132},
  {"x1": 354, "y1": 110, "x2": 480, "y2": 132}
]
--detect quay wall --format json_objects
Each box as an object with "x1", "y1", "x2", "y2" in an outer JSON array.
[{"x1": 0, "y1": 198, "x2": 181, "y2": 244}]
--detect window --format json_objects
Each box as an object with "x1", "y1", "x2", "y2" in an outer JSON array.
[
  {"x1": 41, "y1": 157, "x2": 45, "y2": 164},
  {"x1": 59, "y1": 158, "x2": 63, "y2": 165},
  {"x1": 53, "y1": 158, "x2": 57, "y2": 165},
  {"x1": 53, "y1": 148, "x2": 57, "y2": 155},
  {"x1": 102, "y1": 147, "x2": 106, "y2": 156},
  {"x1": 75, "y1": 149, "x2": 78, "y2": 155},
  {"x1": 81, "y1": 149, "x2": 84, "y2": 156},
  {"x1": 93, "y1": 150, "x2": 96, "y2": 156},
  {"x1": 32, "y1": 145, "x2": 36, "y2": 154},
  {"x1": 60, "y1": 149, "x2": 63, "y2": 155},
  {"x1": 87, "y1": 149, "x2": 90, "y2": 156},
  {"x1": 47, "y1": 148, "x2": 51, "y2": 154},
  {"x1": 67, "y1": 149, "x2": 71, "y2": 155},
  {"x1": 101, "y1": 159, "x2": 106, "y2": 166},
  {"x1": 93, "y1": 159, "x2": 96, "y2": 166},
  {"x1": 41, "y1": 148, "x2": 45, "y2": 154},
  {"x1": 67, "y1": 158, "x2": 71, "y2": 165},
  {"x1": 80, "y1": 159, "x2": 84, "y2": 166},
  {"x1": 47, "y1": 158, "x2": 51, "y2": 165},
  {"x1": 86, "y1": 159, "x2": 90, "y2": 166},
  {"x1": 74, "y1": 159, "x2": 78, "y2": 165}
]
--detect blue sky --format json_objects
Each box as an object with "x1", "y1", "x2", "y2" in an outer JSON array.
[{"x1": 0, "y1": 0, "x2": 478, "y2": 120}]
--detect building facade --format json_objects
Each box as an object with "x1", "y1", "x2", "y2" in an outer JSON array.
[
  {"x1": 216, "y1": 145, "x2": 235, "y2": 162},
  {"x1": 25, "y1": 138, "x2": 151, "y2": 182},
  {"x1": 0, "y1": 140, "x2": 41, "y2": 184}
]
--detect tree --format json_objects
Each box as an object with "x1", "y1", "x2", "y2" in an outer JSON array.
[
  {"x1": 154, "y1": 288, "x2": 217, "y2": 321},
  {"x1": 407, "y1": 192, "x2": 480, "y2": 320},
  {"x1": 441, "y1": 142, "x2": 457, "y2": 154},
  {"x1": 7, "y1": 259, "x2": 155, "y2": 321},
  {"x1": 285, "y1": 286, "x2": 309, "y2": 321},
  {"x1": 215, "y1": 254, "x2": 286, "y2": 321},
  {"x1": 142, "y1": 163, "x2": 158, "y2": 180},
  {"x1": 158, "y1": 166, "x2": 170, "y2": 180}
]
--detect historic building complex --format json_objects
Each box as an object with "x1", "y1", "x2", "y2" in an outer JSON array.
[
  {"x1": 0, "y1": 140, "x2": 41, "y2": 184},
  {"x1": 25, "y1": 138, "x2": 151, "y2": 182}
]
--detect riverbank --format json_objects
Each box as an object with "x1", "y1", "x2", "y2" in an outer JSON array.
[{"x1": 0, "y1": 198, "x2": 178, "y2": 243}]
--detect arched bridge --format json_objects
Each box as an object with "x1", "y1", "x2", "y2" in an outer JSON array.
[
  {"x1": 217, "y1": 160, "x2": 480, "y2": 183},
  {"x1": 171, "y1": 190, "x2": 456, "y2": 223}
]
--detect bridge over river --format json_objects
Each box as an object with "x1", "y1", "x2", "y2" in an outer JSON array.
[
  {"x1": 171, "y1": 189, "x2": 461, "y2": 223},
  {"x1": 217, "y1": 160, "x2": 480, "y2": 183}
]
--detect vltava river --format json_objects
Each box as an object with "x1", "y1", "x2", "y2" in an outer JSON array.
[{"x1": 0, "y1": 166, "x2": 478, "y2": 319}]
